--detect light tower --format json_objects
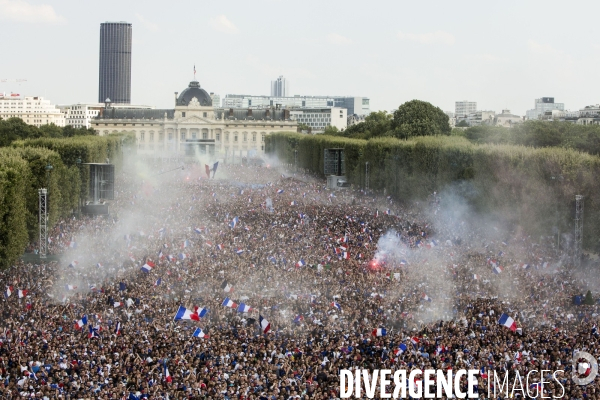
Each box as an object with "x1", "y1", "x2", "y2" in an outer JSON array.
[{"x1": 574, "y1": 195, "x2": 584, "y2": 267}]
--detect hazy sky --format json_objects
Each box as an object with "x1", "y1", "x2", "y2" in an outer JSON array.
[{"x1": 1, "y1": 0, "x2": 599, "y2": 115}]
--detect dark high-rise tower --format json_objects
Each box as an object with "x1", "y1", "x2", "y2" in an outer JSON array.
[{"x1": 98, "y1": 22, "x2": 132, "y2": 104}]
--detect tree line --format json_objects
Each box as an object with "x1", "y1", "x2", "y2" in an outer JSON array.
[{"x1": 0, "y1": 117, "x2": 97, "y2": 147}]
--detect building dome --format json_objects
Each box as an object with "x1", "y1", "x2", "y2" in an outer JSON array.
[{"x1": 176, "y1": 81, "x2": 212, "y2": 106}]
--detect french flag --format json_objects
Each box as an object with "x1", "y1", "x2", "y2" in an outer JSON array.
[
  {"x1": 114, "y1": 302, "x2": 123, "y2": 308},
  {"x1": 331, "y1": 302, "x2": 342, "y2": 310},
  {"x1": 290, "y1": 201, "x2": 296, "y2": 206},
  {"x1": 293, "y1": 315, "x2": 304, "y2": 324},
  {"x1": 217, "y1": 244, "x2": 223, "y2": 250},
  {"x1": 411, "y1": 336, "x2": 420, "y2": 345},
  {"x1": 178, "y1": 253, "x2": 187, "y2": 260},
  {"x1": 222, "y1": 297, "x2": 237, "y2": 309},
  {"x1": 372, "y1": 328, "x2": 387, "y2": 337},
  {"x1": 237, "y1": 303, "x2": 252, "y2": 313},
  {"x1": 385, "y1": 209, "x2": 391, "y2": 215},
  {"x1": 342, "y1": 252, "x2": 350, "y2": 260},
  {"x1": 164, "y1": 364, "x2": 172, "y2": 383},
  {"x1": 205, "y1": 241, "x2": 213, "y2": 247},
  {"x1": 88, "y1": 326, "x2": 100, "y2": 339},
  {"x1": 259, "y1": 315, "x2": 271, "y2": 333},
  {"x1": 5, "y1": 286, "x2": 12, "y2": 298},
  {"x1": 96, "y1": 263, "x2": 103, "y2": 268},
  {"x1": 114, "y1": 321, "x2": 122, "y2": 335},
  {"x1": 277, "y1": 189, "x2": 284, "y2": 194},
  {"x1": 521, "y1": 263, "x2": 530, "y2": 270},
  {"x1": 421, "y1": 293, "x2": 432, "y2": 302},
  {"x1": 74, "y1": 315, "x2": 88, "y2": 330},
  {"x1": 395, "y1": 343, "x2": 408, "y2": 355},
  {"x1": 194, "y1": 306, "x2": 208, "y2": 318},
  {"x1": 182, "y1": 240, "x2": 190, "y2": 248},
  {"x1": 493, "y1": 265, "x2": 503, "y2": 274},
  {"x1": 167, "y1": 255, "x2": 175, "y2": 262},
  {"x1": 498, "y1": 313, "x2": 517, "y2": 332},
  {"x1": 18, "y1": 290, "x2": 27, "y2": 298},
  {"x1": 141, "y1": 263, "x2": 153, "y2": 273},
  {"x1": 194, "y1": 227, "x2": 203, "y2": 234},
  {"x1": 65, "y1": 284, "x2": 77, "y2": 291},
  {"x1": 192, "y1": 327, "x2": 209, "y2": 338},
  {"x1": 229, "y1": 217, "x2": 239, "y2": 229},
  {"x1": 296, "y1": 259, "x2": 306, "y2": 267},
  {"x1": 154, "y1": 278, "x2": 162, "y2": 287},
  {"x1": 235, "y1": 248, "x2": 244, "y2": 255},
  {"x1": 68, "y1": 260, "x2": 78, "y2": 268},
  {"x1": 174, "y1": 305, "x2": 200, "y2": 321},
  {"x1": 473, "y1": 274, "x2": 478, "y2": 280}
]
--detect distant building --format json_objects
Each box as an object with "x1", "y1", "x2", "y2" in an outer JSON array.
[
  {"x1": 494, "y1": 110, "x2": 523, "y2": 128},
  {"x1": 466, "y1": 110, "x2": 495, "y2": 126},
  {"x1": 99, "y1": 22, "x2": 132, "y2": 104},
  {"x1": 289, "y1": 107, "x2": 347, "y2": 132},
  {"x1": 271, "y1": 76, "x2": 289, "y2": 97},
  {"x1": 59, "y1": 103, "x2": 154, "y2": 128},
  {"x1": 347, "y1": 114, "x2": 366, "y2": 126},
  {"x1": 525, "y1": 97, "x2": 564, "y2": 120},
  {"x1": 445, "y1": 111, "x2": 456, "y2": 128},
  {"x1": 209, "y1": 93, "x2": 220, "y2": 109},
  {"x1": 579, "y1": 104, "x2": 600, "y2": 118},
  {"x1": 222, "y1": 94, "x2": 370, "y2": 116},
  {"x1": 92, "y1": 80, "x2": 297, "y2": 158},
  {"x1": 0, "y1": 95, "x2": 65, "y2": 127},
  {"x1": 455, "y1": 101, "x2": 477, "y2": 120}
]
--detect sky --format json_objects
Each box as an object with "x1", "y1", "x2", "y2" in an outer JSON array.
[{"x1": 1, "y1": 0, "x2": 599, "y2": 115}]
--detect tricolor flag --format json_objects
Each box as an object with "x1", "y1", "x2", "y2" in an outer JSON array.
[
  {"x1": 5, "y1": 286, "x2": 12, "y2": 298},
  {"x1": 18, "y1": 289, "x2": 27, "y2": 298},
  {"x1": 217, "y1": 244, "x2": 223, "y2": 250},
  {"x1": 222, "y1": 297, "x2": 237, "y2": 309},
  {"x1": 167, "y1": 255, "x2": 176, "y2": 262},
  {"x1": 290, "y1": 201, "x2": 296, "y2": 206},
  {"x1": 521, "y1": 263, "x2": 530, "y2": 270},
  {"x1": 178, "y1": 253, "x2": 187, "y2": 260},
  {"x1": 221, "y1": 281, "x2": 234, "y2": 293},
  {"x1": 154, "y1": 278, "x2": 162, "y2": 287},
  {"x1": 296, "y1": 259, "x2": 306, "y2": 267},
  {"x1": 96, "y1": 263, "x2": 103, "y2": 268},
  {"x1": 473, "y1": 274, "x2": 478, "y2": 280},
  {"x1": 212, "y1": 161, "x2": 218, "y2": 178},
  {"x1": 164, "y1": 364, "x2": 172, "y2": 383},
  {"x1": 235, "y1": 248, "x2": 244, "y2": 255},
  {"x1": 65, "y1": 285, "x2": 77, "y2": 291},
  {"x1": 194, "y1": 227, "x2": 202, "y2": 234},
  {"x1": 74, "y1": 315, "x2": 88, "y2": 330},
  {"x1": 88, "y1": 325, "x2": 100, "y2": 339},
  {"x1": 192, "y1": 327, "x2": 209, "y2": 338},
  {"x1": 493, "y1": 265, "x2": 503, "y2": 274},
  {"x1": 174, "y1": 305, "x2": 200, "y2": 321},
  {"x1": 114, "y1": 302, "x2": 123, "y2": 308},
  {"x1": 114, "y1": 321, "x2": 122, "y2": 335},
  {"x1": 237, "y1": 303, "x2": 252, "y2": 313},
  {"x1": 68, "y1": 260, "x2": 78, "y2": 268},
  {"x1": 342, "y1": 252, "x2": 350, "y2": 260},
  {"x1": 141, "y1": 263, "x2": 153, "y2": 273},
  {"x1": 259, "y1": 315, "x2": 271, "y2": 333},
  {"x1": 411, "y1": 337, "x2": 420, "y2": 345},
  {"x1": 229, "y1": 217, "x2": 239, "y2": 229},
  {"x1": 395, "y1": 343, "x2": 408, "y2": 355},
  {"x1": 421, "y1": 293, "x2": 432, "y2": 302},
  {"x1": 182, "y1": 240, "x2": 190, "y2": 248},
  {"x1": 372, "y1": 328, "x2": 387, "y2": 337},
  {"x1": 194, "y1": 306, "x2": 208, "y2": 318},
  {"x1": 385, "y1": 209, "x2": 391, "y2": 215},
  {"x1": 205, "y1": 241, "x2": 213, "y2": 247},
  {"x1": 277, "y1": 189, "x2": 284, "y2": 194},
  {"x1": 331, "y1": 302, "x2": 342, "y2": 310},
  {"x1": 293, "y1": 315, "x2": 304, "y2": 324},
  {"x1": 498, "y1": 313, "x2": 517, "y2": 332}
]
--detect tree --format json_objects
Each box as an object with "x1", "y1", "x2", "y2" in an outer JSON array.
[
  {"x1": 322, "y1": 125, "x2": 340, "y2": 135},
  {"x1": 391, "y1": 100, "x2": 451, "y2": 139},
  {"x1": 343, "y1": 111, "x2": 393, "y2": 140},
  {"x1": 584, "y1": 290, "x2": 594, "y2": 305},
  {"x1": 456, "y1": 120, "x2": 469, "y2": 127},
  {"x1": 297, "y1": 123, "x2": 311, "y2": 134}
]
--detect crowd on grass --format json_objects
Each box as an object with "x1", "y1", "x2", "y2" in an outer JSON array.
[{"x1": 0, "y1": 160, "x2": 598, "y2": 400}]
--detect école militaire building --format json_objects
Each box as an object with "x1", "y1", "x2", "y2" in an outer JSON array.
[{"x1": 92, "y1": 80, "x2": 297, "y2": 158}]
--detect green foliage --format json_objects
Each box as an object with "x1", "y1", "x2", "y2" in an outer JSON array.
[
  {"x1": 297, "y1": 123, "x2": 311, "y2": 133},
  {"x1": 0, "y1": 151, "x2": 30, "y2": 269},
  {"x1": 456, "y1": 120, "x2": 469, "y2": 127},
  {"x1": 322, "y1": 126, "x2": 340, "y2": 136},
  {"x1": 391, "y1": 100, "x2": 451, "y2": 139},
  {"x1": 584, "y1": 290, "x2": 594, "y2": 305},
  {"x1": 463, "y1": 121, "x2": 600, "y2": 156},
  {"x1": 267, "y1": 132, "x2": 600, "y2": 251},
  {"x1": 0, "y1": 117, "x2": 97, "y2": 148},
  {"x1": 343, "y1": 111, "x2": 393, "y2": 140}
]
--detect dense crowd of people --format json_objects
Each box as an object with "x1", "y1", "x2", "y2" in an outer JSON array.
[{"x1": 0, "y1": 158, "x2": 598, "y2": 399}]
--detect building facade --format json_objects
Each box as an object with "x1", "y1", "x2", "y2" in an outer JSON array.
[
  {"x1": 59, "y1": 103, "x2": 154, "y2": 128},
  {"x1": 91, "y1": 81, "x2": 297, "y2": 158},
  {"x1": 494, "y1": 110, "x2": 523, "y2": 128},
  {"x1": 0, "y1": 95, "x2": 65, "y2": 127},
  {"x1": 271, "y1": 76, "x2": 289, "y2": 97},
  {"x1": 466, "y1": 110, "x2": 495, "y2": 126},
  {"x1": 455, "y1": 101, "x2": 477, "y2": 120},
  {"x1": 525, "y1": 97, "x2": 564, "y2": 120},
  {"x1": 221, "y1": 94, "x2": 370, "y2": 116},
  {"x1": 99, "y1": 22, "x2": 132, "y2": 104},
  {"x1": 289, "y1": 107, "x2": 347, "y2": 132}
]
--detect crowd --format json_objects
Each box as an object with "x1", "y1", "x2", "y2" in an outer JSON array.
[{"x1": 0, "y1": 158, "x2": 599, "y2": 400}]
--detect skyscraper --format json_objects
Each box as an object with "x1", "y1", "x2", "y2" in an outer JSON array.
[
  {"x1": 270, "y1": 76, "x2": 289, "y2": 97},
  {"x1": 98, "y1": 22, "x2": 132, "y2": 104}
]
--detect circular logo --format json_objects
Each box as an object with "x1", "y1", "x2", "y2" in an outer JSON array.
[{"x1": 572, "y1": 351, "x2": 598, "y2": 386}]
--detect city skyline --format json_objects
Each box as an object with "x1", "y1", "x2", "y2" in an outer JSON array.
[{"x1": 2, "y1": 0, "x2": 600, "y2": 115}]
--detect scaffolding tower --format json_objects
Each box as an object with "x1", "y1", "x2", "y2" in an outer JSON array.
[
  {"x1": 38, "y1": 189, "x2": 48, "y2": 259},
  {"x1": 574, "y1": 195, "x2": 584, "y2": 267}
]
